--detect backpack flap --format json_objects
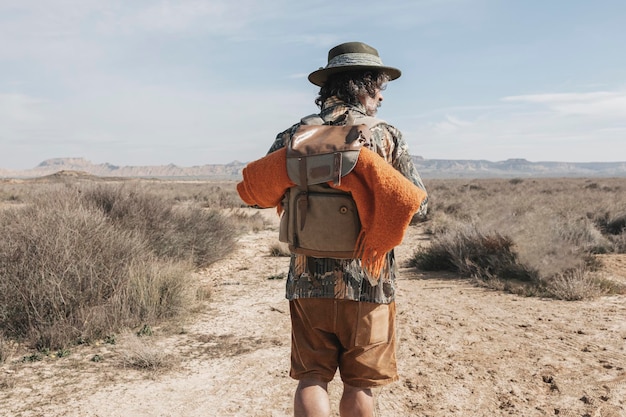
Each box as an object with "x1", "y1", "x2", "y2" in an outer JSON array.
[{"x1": 286, "y1": 124, "x2": 371, "y2": 186}]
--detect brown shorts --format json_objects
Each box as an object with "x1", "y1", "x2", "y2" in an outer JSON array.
[{"x1": 289, "y1": 298, "x2": 398, "y2": 388}]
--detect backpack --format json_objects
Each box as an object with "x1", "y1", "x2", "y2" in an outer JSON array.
[{"x1": 278, "y1": 112, "x2": 383, "y2": 258}]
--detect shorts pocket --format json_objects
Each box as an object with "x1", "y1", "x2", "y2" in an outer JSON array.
[{"x1": 355, "y1": 303, "x2": 390, "y2": 346}]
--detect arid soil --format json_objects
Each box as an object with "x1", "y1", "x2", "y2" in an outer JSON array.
[{"x1": 1, "y1": 208, "x2": 625, "y2": 417}]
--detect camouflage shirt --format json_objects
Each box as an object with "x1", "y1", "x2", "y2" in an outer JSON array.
[{"x1": 268, "y1": 97, "x2": 428, "y2": 304}]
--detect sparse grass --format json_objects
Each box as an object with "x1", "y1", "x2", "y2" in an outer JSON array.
[
  {"x1": 229, "y1": 209, "x2": 268, "y2": 232},
  {"x1": 541, "y1": 267, "x2": 610, "y2": 301},
  {"x1": 195, "y1": 284, "x2": 213, "y2": 302},
  {"x1": 20, "y1": 352, "x2": 44, "y2": 363},
  {"x1": 136, "y1": 324, "x2": 154, "y2": 337},
  {"x1": 0, "y1": 334, "x2": 14, "y2": 364},
  {"x1": 269, "y1": 242, "x2": 291, "y2": 257},
  {"x1": 0, "y1": 374, "x2": 15, "y2": 390},
  {"x1": 119, "y1": 335, "x2": 178, "y2": 372},
  {"x1": 0, "y1": 178, "x2": 244, "y2": 209},
  {"x1": 412, "y1": 177, "x2": 626, "y2": 299},
  {"x1": 267, "y1": 273, "x2": 286, "y2": 280},
  {"x1": 134, "y1": 180, "x2": 244, "y2": 209}
]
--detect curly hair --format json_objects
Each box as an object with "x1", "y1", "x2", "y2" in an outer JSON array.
[{"x1": 315, "y1": 70, "x2": 390, "y2": 108}]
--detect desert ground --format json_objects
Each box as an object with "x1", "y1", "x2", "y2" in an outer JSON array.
[{"x1": 1, "y1": 207, "x2": 625, "y2": 417}]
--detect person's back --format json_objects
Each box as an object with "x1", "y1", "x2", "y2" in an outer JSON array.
[{"x1": 265, "y1": 42, "x2": 428, "y2": 417}]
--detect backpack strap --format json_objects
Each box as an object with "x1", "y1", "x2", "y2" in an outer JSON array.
[
  {"x1": 301, "y1": 111, "x2": 385, "y2": 128},
  {"x1": 352, "y1": 115, "x2": 386, "y2": 129},
  {"x1": 292, "y1": 115, "x2": 322, "y2": 231},
  {"x1": 300, "y1": 114, "x2": 325, "y2": 126}
]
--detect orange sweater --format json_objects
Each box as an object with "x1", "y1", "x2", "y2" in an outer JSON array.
[{"x1": 237, "y1": 147, "x2": 427, "y2": 280}]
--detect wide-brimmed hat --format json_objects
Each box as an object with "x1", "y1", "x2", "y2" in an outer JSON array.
[{"x1": 308, "y1": 41, "x2": 402, "y2": 87}]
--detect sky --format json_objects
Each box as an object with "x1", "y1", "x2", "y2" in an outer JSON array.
[{"x1": 1, "y1": 0, "x2": 625, "y2": 170}]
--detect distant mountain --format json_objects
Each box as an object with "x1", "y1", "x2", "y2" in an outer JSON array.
[
  {"x1": 1, "y1": 157, "x2": 625, "y2": 179},
  {"x1": 412, "y1": 158, "x2": 626, "y2": 178},
  {"x1": 0, "y1": 158, "x2": 246, "y2": 180}
]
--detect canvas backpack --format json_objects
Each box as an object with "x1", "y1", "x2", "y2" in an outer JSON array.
[{"x1": 278, "y1": 112, "x2": 383, "y2": 258}]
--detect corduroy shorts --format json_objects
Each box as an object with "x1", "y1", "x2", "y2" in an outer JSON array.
[{"x1": 289, "y1": 298, "x2": 398, "y2": 388}]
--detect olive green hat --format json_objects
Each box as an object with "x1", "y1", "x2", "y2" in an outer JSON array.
[{"x1": 308, "y1": 41, "x2": 402, "y2": 87}]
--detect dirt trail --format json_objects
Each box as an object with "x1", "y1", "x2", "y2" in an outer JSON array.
[{"x1": 1, "y1": 209, "x2": 625, "y2": 417}]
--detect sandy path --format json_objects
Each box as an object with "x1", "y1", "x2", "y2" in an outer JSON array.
[{"x1": 1, "y1": 209, "x2": 625, "y2": 417}]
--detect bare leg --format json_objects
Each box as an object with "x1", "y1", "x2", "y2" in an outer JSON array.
[
  {"x1": 294, "y1": 378, "x2": 331, "y2": 417},
  {"x1": 339, "y1": 383, "x2": 374, "y2": 417}
]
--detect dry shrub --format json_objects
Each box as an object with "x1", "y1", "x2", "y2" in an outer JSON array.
[
  {"x1": 595, "y1": 211, "x2": 626, "y2": 235},
  {"x1": 556, "y1": 217, "x2": 610, "y2": 254},
  {"x1": 593, "y1": 210, "x2": 626, "y2": 253},
  {"x1": 408, "y1": 238, "x2": 455, "y2": 272},
  {"x1": 0, "y1": 199, "x2": 144, "y2": 348},
  {"x1": 415, "y1": 178, "x2": 626, "y2": 299},
  {"x1": 410, "y1": 225, "x2": 537, "y2": 286},
  {"x1": 543, "y1": 267, "x2": 609, "y2": 301},
  {"x1": 81, "y1": 184, "x2": 237, "y2": 267},
  {"x1": 512, "y1": 211, "x2": 609, "y2": 279},
  {"x1": 123, "y1": 259, "x2": 196, "y2": 321},
  {"x1": 610, "y1": 233, "x2": 626, "y2": 253},
  {"x1": 0, "y1": 184, "x2": 237, "y2": 349}
]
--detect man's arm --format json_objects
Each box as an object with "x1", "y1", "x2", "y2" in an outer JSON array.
[
  {"x1": 267, "y1": 124, "x2": 299, "y2": 154},
  {"x1": 394, "y1": 151, "x2": 428, "y2": 219},
  {"x1": 388, "y1": 126, "x2": 428, "y2": 219}
]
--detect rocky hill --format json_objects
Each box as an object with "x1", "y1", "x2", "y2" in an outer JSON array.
[
  {"x1": 412, "y1": 158, "x2": 626, "y2": 178},
  {"x1": 1, "y1": 157, "x2": 625, "y2": 179},
  {"x1": 0, "y1": 158, "x2": 246, "y2": 180}
]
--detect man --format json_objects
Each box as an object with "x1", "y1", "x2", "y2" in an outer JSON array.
[{"x1": 267, "y1": 41, "x2": 428, "y2": 417}]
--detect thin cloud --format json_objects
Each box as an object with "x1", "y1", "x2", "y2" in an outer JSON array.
[
  {"x1": 502, "y1": 91, "x2": 626, "y2": 118},
  {"x1": 405, "y1": 88, "x2": 626, "y2": 162},
  {"x1": 0, "y1": 93, "x2": 47, "y2": 123},
  {"x1": 96, "y1": 1, "x2": 260, "y2": 35},
  {"x1": 503, "y1": 92, "x2": 618, "y2": 103},
  {"x1": 288, "y1": 73, "x2": 310, "y2": 80},
  {"x1": 0, "y1": 1, "x2": 275, "y2": 40},
  {"x1": 433, "y1": 115, "x2": 473, "y2": 134}
]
